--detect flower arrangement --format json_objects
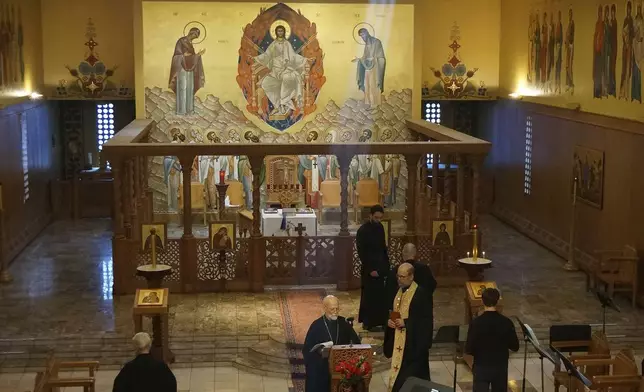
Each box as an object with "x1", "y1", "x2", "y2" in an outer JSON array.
[{"x1": 334, "y1": 355, "x2": 372, "y2": 387}]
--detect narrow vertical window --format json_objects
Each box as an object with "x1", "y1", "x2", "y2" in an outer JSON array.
[
  {"x1": 97, "y1": 103, "x2": 115, "y2": 151},
  {"x1": 424, "y1": 102, "x2": 441, "y2": 167},
  {"x1": 21, "y1": 114, "x2": 29, "y2": 202},
  {"x1": 524, "y1": 116, "x2": 533, "y2": 195}
]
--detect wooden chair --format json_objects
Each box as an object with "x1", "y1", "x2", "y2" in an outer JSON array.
[
  {"x1": 573, "y1": 350, "x2": 640, "y2": 392},
  {"x1": 552, "y1": 330, "x2": 611, "y2": 392},
  {"x1": 319, "y1": 179, "x2": 341, "y2": 224},
  {"x1": 591, "y1": 246, "x2": 640, "y2": 307},
  {"x1": 178, "y1": 181, "x2": 207, "y2": 225},
  {"x1": 354, "y1": 179, "x2": 383, "y2": 222},
  {"x1": 225, "y1": 180, "x2": 245, "y2": 207},
  {"x1": 33, "y1": 354, "x2": 99, "y2": 392}
]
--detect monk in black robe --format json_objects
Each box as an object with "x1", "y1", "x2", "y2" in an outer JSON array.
[
  {"x1": 113, "y1": 332, "x2": 176, "y2": 392},
  {"x1": 357, "y1": 205, "x2": 390, "y2": 330},
  {"x1": 386, "y1": 243, "x2": 437, "y2": 335},
  {"x1": 302, "y1": 295, "x2": 361, "y2": 392},
  {"x1": 384, "y1": 263, "x2": 432, "y2": 392}
]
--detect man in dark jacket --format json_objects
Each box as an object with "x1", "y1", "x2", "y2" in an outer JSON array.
[
  {"x1": 113, "y1": 332, "x2": 177, "y2": 392},
  {"x1": 357, "y1": 204, "x2": 390, "y2": 331},
  {"x1": 465, "y1": 288, "x2": 520, "y2": 392}
]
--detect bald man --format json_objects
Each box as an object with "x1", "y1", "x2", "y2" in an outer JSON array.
[
  {"x1": 384, "y1": 263, "x2": 432, "y2": 392},
  {"x1": 303, "y1": 295, "x2": 361, "y2": 392},
  {"x1": 386, "y1": 243, "x2": 437, "y2": 333}
]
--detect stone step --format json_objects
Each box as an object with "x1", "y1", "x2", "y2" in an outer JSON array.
[
  {"x1": 248, "y1": 339, "x2": 298, "y2": 366},
  {"x1": 232, "y1": 353, "x2": 294, "y2": 379}
]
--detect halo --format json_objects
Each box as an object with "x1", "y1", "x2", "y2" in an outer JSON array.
[
  {"x1": 270, "y1": 19, "x2": 291, "y2": 40},
  {"x1": 183, "y1": 21, "x2": 207, "y2": 44},
  {"x1": 353, "y1": 22, "x2": 375, "y2": 45}
]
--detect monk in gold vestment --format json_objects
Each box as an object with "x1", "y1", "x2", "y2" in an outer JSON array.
[{"x1": 383, "y1": 263, "x2": 432, "y2": 392}]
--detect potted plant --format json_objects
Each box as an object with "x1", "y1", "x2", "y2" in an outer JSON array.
[{"x1": 334, "y1": 355, "x2": 372, "y2": 392}]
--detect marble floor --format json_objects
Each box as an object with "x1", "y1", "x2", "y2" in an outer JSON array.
[
  {"x1": 1, "y1": 358, "x2": 642, "y2": 392},
  {"x1": 1, "y1": 215, "x2": 644, "y2": 390}
]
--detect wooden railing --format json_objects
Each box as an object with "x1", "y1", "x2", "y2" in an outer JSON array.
[{"x1": 103, "y1": 118, "x2": 491, "y2": 294}]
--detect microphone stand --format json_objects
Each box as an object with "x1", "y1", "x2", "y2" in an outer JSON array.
[
  {"x1": 433, "y1": 325, "x2": 460, "y2": 392},
  {"x1": 516, "y1": 317, "x2": 557, "y2": 392},
  {"x1": 593, "y1": 288, "x2": 620, "y2": 334},
  {"x1": 522, "y1": 333, "x2": 529, "y2": 392}
]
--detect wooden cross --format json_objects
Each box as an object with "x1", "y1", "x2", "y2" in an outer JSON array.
[{"x1": 294, "y1": 223, "x2": 307, "y2": 237}]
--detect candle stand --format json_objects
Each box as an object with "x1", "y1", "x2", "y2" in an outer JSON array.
[{"x1": 215, "y1": 183, "x2": 229, "y2": 221}]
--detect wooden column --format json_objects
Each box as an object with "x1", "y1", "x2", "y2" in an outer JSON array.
[
  {"x1": 144, "y1": 157, "x2": 154, "y2": 223},
  {"x1": 471, "y1": 155, "x2": 482, "y2": 227},
  {"x1": 456, "y1": 154, "x2": 465, "y2": 234},
  {"x1": 441, "y1": 154, "x2": 453, "y2": 216},
  {"x1": 111, "y1": 157, "x2": 129, "y2": 295},
  {"x1": 404, "y1": 154, "x2": 420, "y2": 243},
  {"x1": 336, "y1": 153, "x2": 353, "y2": 290},
  {"x1": 430, "y1": 154, "x2": 439, "y2": 206},
  {"x1": 249, "y1": 155, "x2": 265, "y2": 292},
  {"x1": 122, "y1": 159, "x2": 133, "y2": 239},
  {"x1": 179, "y1": 156, "x2": 197, "y2": 292},
  {"x1": 131, "y1": 158, "x2": 141, "y2": 241}
]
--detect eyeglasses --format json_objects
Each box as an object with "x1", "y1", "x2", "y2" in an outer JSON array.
[{"x1": 397, "y1": 274, "x2": 411, "y2": 279}]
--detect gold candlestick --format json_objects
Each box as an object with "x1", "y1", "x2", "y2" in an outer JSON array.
[
  {"x1": 151, "y1": 230, "x2": 157, "y2": 269},
  {"x1": 472, "y1": 225, "x2": 478, "y2": 261}
]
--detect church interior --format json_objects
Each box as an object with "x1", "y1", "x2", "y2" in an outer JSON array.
[{"x1": 0, "y1": 0, "x2": 643, "y2": 391}]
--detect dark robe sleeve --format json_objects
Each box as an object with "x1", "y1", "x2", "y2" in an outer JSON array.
[
  {"x1": 112, "y1": 364, "x2": 130, "y2": 392},
  {"x1": 161, "y1": 362, "x2": 178, "y2": 392},
  {"x1": 425, "y1": 266, "x2": 437, "y2": 296},
  {"x1": 465, "y1": 319, "x2": 477, "y2": 355},
  {"x1": 356, "y1": 225, "x2": 372, "y2": 277},
  {"x1": 507, "y1": 319, "x2": 520, "y2": 352},
  {"x1": 339, "y1": 317, "x2": 362, "y2": 345},
  {"x1": 406, "y1": 288, "x2": 432, "y2": 358},
  {"x1": 303, "y1": 319, "x2": 321, "y2": 364},
  {"x1": 383, "y1": 324, "x2": 394, "y2": 358}
]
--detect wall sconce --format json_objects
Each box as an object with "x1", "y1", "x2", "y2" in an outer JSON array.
[
  {"x1": 509, "y1": 92, "x2": 523, "y2": 100},
  {"x1": 29, "y1": 92, "x2": 43, "y2": 100},
  {"x1": 565, "y1": 102, "x2": 581, "y2": 111}
]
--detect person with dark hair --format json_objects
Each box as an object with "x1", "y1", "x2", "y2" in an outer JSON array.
[
  {"x1": 357, "y1": 204, "x2": 389, "y2": 331},
  {"x1": 465, "y1": 288, "x2": 519, "y2": 392}
]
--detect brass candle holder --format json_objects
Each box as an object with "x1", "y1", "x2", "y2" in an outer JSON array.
[{"x1": 472, "y1": 225, "x2": 479, "y2": 262}]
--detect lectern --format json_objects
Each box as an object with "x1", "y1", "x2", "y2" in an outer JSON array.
[{"x1": 329, "y1": 344, "x2": 373, "y2": 392}]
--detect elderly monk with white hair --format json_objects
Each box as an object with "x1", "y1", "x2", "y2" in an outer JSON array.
[
  {"x1": 384, "y1": 263, "x2": 432, "y2": 392},
  {"x1": 113, "y1": 332, "x2": 177, "y2": 392},
  {"x1": 303, "y1": 295, "x2": 361, "y2": 392}
]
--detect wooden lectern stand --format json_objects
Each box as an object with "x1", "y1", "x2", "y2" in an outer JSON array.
[{"x1": 329, "y1": 344, "x2": 373, "y2": 392}]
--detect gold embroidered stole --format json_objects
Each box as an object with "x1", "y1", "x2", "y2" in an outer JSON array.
[{"x1": 388, "y1": 281, "x2": 418, "y2": 391}]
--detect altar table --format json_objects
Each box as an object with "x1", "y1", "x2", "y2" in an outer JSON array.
[{"x1": 261, "y1": 209, "x2": 318, "y2": 236}]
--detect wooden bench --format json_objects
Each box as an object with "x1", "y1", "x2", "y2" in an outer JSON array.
[
  {"x1": 574, "y1": 350, "x2": 640, "y2": 392},
  {"x1": 552, "y1": 331, "x2": 611, "y2": 392},
  {"x1": 32, "y1": 354, "x2": 99, "y2": 392}
]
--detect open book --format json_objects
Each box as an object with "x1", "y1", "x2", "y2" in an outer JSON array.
[{"x1": 310, "y1": 341, "x2": 333, "y2": 354}]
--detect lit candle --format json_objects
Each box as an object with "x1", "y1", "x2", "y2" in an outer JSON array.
[
  {"x1": 472, "y1": 225, "x2": 479, "y2": 261},
  {"x1": 467, "y1": 251, "x2": 470, "y2": 258},
  {"x1": 482, "y1": 251, "x2": 486, "y2": 259},
  {"x1": 219, "y1": 170, "x2": 226, "y2": 185}
]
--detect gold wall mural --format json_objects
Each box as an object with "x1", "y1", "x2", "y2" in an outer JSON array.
[
  {"x1": 0, "y1": 0, "x2": 43, "y2": 99},
  {"x1": 143, "y1": 2, "x2": 415, "y2": 212},
  {"x1": 501, "y1": 0, "x2": 644, "y2": 121},
  {"x1": 142, "y1": 2, "x2": 414, "y2": 135}
]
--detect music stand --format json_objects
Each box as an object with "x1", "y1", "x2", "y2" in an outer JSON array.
[
  {"x1": 593, "y1": 288, "x2": 620, "y2": 334},
  {"x1": 516, "y1": 317, "x2": 559, "y2": 392},
  {"x1": 551, "y1": 346, "x2": 593, "y2": 392},
  {"x1": 433, "y1": 325, "x2": 460, "y2": 392}
]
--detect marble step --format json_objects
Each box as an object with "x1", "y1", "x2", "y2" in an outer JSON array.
[{"x1": 233, "y1": 352, "x2": 294, "y2": 379}]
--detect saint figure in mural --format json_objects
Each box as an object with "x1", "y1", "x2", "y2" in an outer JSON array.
[
  {"x1": 540, "y1": 12, "x2": 549, "y2": 88},
  {"x1": 632, "y1": 2, "x2": 643, "y2": 103},
  {"x1": 593, "y1": 6, "x2": 605, "y2": 98},
  {"x1": 620, "y1": 2, "x2": 635, "y2": 100},
  {"x1": 609, "y1": 5, "x2": 619, "y2": 97},
  {"x1": 163, "y1": 129, "x2": 185, "y2": 211},
  {"x1": 565, "y1": 8, "x2": 575, "y2": 93},
  {"x1": 547, "y1": 13, "x2": 555, "y2": 92},
  {"x1": 534, "y1": 11, "x2": 542, "y2": 85},
  {"x1": 252, "y1": 24, "x2": 309, "y2": 117},
  {"x1": 554, "y1": 10, "x2": 564, "y2": 94},
  {"x1": 528, "y1": 12, "x2": 535, "y2": 83},
  {"x1": 353, "y1": 27, "x2": 386, "y2": 107},
  {"x1": 168, "y1": 26, "x2": 206, "y2": 115}
]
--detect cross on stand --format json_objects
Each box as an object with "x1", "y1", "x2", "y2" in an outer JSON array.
[{"x1": 294, "y1": 223, "x2": 307, "y2": 237}]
